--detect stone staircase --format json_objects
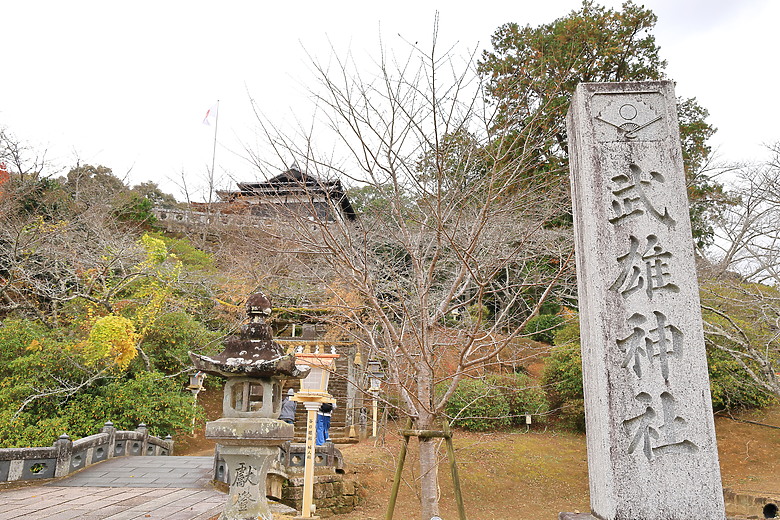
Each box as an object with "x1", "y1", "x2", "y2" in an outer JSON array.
[{"x1": 288, "y1": 354, "x2": 356, "y2": 443}]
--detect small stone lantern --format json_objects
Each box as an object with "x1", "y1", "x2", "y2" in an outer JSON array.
[
  {"x1": 186, "y1": 371, "x2": 207, "y2": 432},
  {"x1": 367, "y1": 360, "x2": 384, "y2": 438},
  {"x1": 190, "y1": 292, "x2": 308, "y2": 520}
]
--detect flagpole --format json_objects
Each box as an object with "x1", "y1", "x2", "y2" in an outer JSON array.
[{"x1": 210, "y1": 100, "x2": 220, "y2": 198}]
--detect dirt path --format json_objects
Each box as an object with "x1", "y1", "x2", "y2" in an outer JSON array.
[{"x1": 715, "y1": 406, "x2": 780, "y2": 498}]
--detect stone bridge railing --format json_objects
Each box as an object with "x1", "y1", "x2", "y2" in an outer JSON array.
[{"x1": 0, "y1": 422, "x2": 173, "y2": 483}]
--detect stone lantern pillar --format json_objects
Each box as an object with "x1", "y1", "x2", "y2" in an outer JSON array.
[{"x1": 190, "y1": 292, "x2": 308, "y2": 520}]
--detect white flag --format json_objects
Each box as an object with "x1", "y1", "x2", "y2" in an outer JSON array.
[{"x1": 203, "y1": 103, "x2": 218, "y2": 125}]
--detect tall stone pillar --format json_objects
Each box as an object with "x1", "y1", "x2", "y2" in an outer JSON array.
[{"x1": 566, "y1": 81, "x2": 726, "y2": 520}]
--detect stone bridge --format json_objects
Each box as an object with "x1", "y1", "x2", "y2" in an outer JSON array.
[
  {"x1": 0, "y1": 456, "x2": 228, "y2": 519},
  {"x1": 0, "y1": 423, "x2": 357, "y2": 519},
  {"x1": 0, "y1": 423, "x2": 229, "y2": 519}
]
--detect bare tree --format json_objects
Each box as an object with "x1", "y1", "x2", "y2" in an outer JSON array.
[
  {"x1": 249, "y1": 25, "x2": 574, "y2": 519},
  {"x1": 0, "y1": 128, "x2": 51, "y2": 182},
  {"x1": 698, "y1": 145, "x2": 780, "y2": 401},
  {"x1": 0, "y1": 176, "x2": 143, "y2": 322},
  {"x1": 708, "y1": 148, "x2": 780, "y2": 283}
]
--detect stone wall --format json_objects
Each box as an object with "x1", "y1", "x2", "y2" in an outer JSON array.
[
  {"x1": 723, "y1": 488, "x2": 779, "y2": 519},
  {"x1": 281, "y1": 474, "x2": 363, "y2": 517},
  {"x1": 0, "y1": 422, "x2": 173, "y2": 484}
]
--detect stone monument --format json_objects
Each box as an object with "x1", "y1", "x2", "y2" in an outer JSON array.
[
  {"x1": 564, "y1": 81, "x2": 726, "y2": 520},
  {"x1": 191, "y1": 292, "x2": 308, "y2": 520}
]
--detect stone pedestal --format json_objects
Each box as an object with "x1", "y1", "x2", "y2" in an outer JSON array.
[{"x1": 206, "y1": 418, "x2": 293, "y2": 520}]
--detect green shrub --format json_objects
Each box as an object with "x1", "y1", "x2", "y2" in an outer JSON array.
[
  {"x1": 141, "y1": 312, "x2": 222, "y2": 373},
  {"x1": 706, "y1": 347, "x2": 776, "y2": 410},
  {"x1": 0, "y1": 318, "x2": 53, "y2": 370},
  {"x1": 541, "y1": 344, "x2": 583, "y2": 405},
  {"x1": 541, "y1": 342, "x2": 585, "y2": 431},
  {"x1": 443, "y1": 378, "x2": 511, "y2": 431},
  {"x1": 539, "y1": 319, "x2": 585, "y2": 430},
  {"x1": 443, "y1": 375, "x2": 549, "y2": 431},
  {"x1": 0, "y1": 410, "x2": 71, "y2": 448},
  {"x1": 488, "y1": 373, "x2": 549, "y2": 425},
  {"x1": 467, "y1": 304, "x2": 490, "y2": 322},
  {"x1": 523, "y1": 314, "x2": 564, "y2": 344},
  {"x1": 540, "y1": 308, "x2": 777, "y2": 429},
  {"x1": 113, "y1": 192, "x2": 157, "y2": 224},
  {"x1": 558, "y1": 398, "x2": 586, "y2": 432},
  {"x1": 148, "y1": 232, "x2": 215, "y2": 271},
  {"x1": 66, "y1": 371, "x2": 198, "y2": 438},
  {"x1": 552, "y1": 318, "x2": 581, "y2": 347}
]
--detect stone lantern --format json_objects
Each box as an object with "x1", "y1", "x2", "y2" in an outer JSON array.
[
  {"x1": 190, "y1": 292, "x2": 308, "y2": 520},
  {"x1": 366, "y1": 360, "x2": 384, "y2": 438},
  {"x1": 186, "y1": 371, "x2": 207, "y2": 432}
]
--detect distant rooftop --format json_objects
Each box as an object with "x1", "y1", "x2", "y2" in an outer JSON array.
[{"x1": 218, "y1": 166, "x2": 357, "y2": 221}]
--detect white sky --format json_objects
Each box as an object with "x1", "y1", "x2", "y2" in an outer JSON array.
[{"x1": 1, "y1": 0, "x2": 777, "y2": 200}]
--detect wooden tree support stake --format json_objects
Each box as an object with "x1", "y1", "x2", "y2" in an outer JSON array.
[{"x1": 385, "y1": 418, "x2": 467, "y2": 520}]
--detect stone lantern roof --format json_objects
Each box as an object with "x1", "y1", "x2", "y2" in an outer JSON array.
[{"x1": 190, "y1": 292, "x2": 308, "y2": 379}]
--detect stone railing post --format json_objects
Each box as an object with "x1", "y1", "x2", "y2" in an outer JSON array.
[
  {"x1": 53, "y1": 434, "x2": 73, "y2": 478},
  {"x1": 101, "y1": 421, "x2": 117, "y2": 459},
  {"x1": 136, "y1": 423, "x2": 149, "y2": 456},
  {"x1": 165, "y1": 434, "x2": 174, "y2": 455}
]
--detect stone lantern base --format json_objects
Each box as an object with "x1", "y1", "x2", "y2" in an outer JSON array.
[{"x1": 206, "y1": 418, "x2": 293, "y2": 520}]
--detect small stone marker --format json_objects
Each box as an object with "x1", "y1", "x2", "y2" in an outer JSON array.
[{"x1": 565, "y1": 81, "x2": 726, "y2": 520}]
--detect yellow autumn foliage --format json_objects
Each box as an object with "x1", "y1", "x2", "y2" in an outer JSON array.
[
  {"x1": 139, "y1": 233, "x2": 168, "y2": 266},
  {"x1": 83, "y1": 315, "x2": 138, "y2": 369}
]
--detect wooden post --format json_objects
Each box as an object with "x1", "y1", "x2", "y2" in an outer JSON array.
[
  {"x1": 443, "y1": 420, "x2": 467, "y2": 520},
  {"x1": 300, "y1": 402, "x2": 321, "y2": 519},
  {"x1": 385, "y1": 418, "x2": 468, "y2": 520},
  {"x1": 372, "y1": 393, "x2": 378, "y2": 437},
  {"x1": 385, "y1": 417, "x2": 413, "y2": 520}
]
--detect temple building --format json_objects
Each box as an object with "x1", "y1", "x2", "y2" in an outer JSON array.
[
  {"x1": 155, "y1": 167, "x2": 371, "y2": 441},
  {"x1": 154, "y1": 165, "x2": 357, "y2": 230}
]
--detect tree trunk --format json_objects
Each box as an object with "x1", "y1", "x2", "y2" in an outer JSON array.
[
  {"x1": 418, "y1": 436, "x2": 440, "y2": 520},
  {"x1": 416, "y1": 357, "x2": 440, "y2": 520}
]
